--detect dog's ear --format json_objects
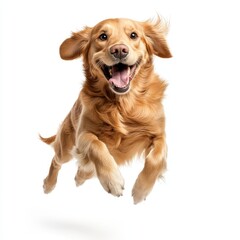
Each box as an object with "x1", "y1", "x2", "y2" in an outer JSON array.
[
  {"x1": 59, "y1": 27, "x2": 92, "y2": 60},
  {"x1": 143, "y1": 17, "x2": 172, "y2": 58}
]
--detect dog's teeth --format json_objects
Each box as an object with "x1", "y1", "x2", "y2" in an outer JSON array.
[
  {"x1": 127, "y1": 66, "x2": 130, "y2": 75},
  {"x1": 109, "y1": 68, "x2": 112, "y2": 76}
]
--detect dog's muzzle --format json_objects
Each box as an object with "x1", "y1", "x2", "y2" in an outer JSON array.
[{"x1": 102, "y1": 63, "x2": 138, "y2": 94}]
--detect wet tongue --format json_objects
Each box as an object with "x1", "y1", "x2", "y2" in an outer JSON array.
[{"x1": 109, "y1": 65, "x2": 130, "y2": 88}]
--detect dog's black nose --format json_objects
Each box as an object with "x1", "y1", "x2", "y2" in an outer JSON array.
[{"x1": 110, "y1": 44, "x2": 129, "y2": 59}]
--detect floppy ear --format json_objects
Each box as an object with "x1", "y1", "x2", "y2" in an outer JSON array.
[
  {"x1": 143, "y1": 17, "x2": 172, "y2": 58},
  {"x1": 59, "y1": 27, "x2": 92, "y2": 60}
]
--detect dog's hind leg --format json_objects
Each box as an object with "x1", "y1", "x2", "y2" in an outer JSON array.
[
  {"x1": 72, "y1": 147, "x2": 96, "y2": 186},
  {"x1": 43, "y1": 119, "x2": 75, "y2": 193},
  {"x1": 43, "y1": 148, "x2": 73, "y2": 194},
  {"x1": 43, "y1": 155, "x2": 63, "y2": 193}
]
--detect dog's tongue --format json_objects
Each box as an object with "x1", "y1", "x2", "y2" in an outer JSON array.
[{"x1": 109, "y1": 65, "x2": 130, "y2": 88}]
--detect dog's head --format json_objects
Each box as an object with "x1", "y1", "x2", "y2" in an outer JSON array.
[{"x1": 60, "y1": 17, "x2": 171, "y2": 95}]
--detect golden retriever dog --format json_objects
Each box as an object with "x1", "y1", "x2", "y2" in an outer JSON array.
[{"x1": 41, "y1": 17, "x2": 172, "y2": 204}]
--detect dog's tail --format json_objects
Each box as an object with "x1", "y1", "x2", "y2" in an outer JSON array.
[{"x1": 39, "y1": 134, "x2": 56, "y2": 145}]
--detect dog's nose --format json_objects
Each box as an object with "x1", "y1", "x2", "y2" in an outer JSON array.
[{"x1": 110, "y1": 44, "x2": 129, "y2": 59}]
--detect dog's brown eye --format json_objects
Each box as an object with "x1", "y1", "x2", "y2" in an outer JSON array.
[
  {"x1": 99, "y1": 33, "x2": 108, "y2": 41},
  {"x1": 130, "y1": 32, "x2": 138, "y2": 39}
]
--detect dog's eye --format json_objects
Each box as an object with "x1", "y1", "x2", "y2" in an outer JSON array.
[
  {"x1": 130, "y1": 32, "x2": 138, "y2": 40},
  {"x1": 99, "y1": 33, "x2": 108, "y2": 41}
]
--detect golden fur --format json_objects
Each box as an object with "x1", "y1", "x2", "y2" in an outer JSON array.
[{"x1": 41, "y1": 17, "x2": 172, "y2": 204}]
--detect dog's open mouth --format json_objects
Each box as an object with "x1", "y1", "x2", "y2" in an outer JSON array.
[{"x1": 101, "y1": 62, "x2": 138, "y2": 94}]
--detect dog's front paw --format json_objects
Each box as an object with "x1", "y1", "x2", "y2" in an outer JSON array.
[
  {"x1": 43, "y1": 177, "x2": 56, "y2": 194},
  {"x1": 98, "y1": 169, "x2": 125, "y2": 197},
  {"x1": 132, "y1": 175, "x2": 153, "y2": 204}
]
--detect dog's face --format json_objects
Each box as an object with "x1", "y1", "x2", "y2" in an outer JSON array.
[{"x1": 60, "y1": 18, "x2": 172, "y2": 94}]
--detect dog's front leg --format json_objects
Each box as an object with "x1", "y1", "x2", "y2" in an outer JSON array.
[
  {"x1": 132, "y1": 135, "x2": 167, "y2": 204},
  {"x1": 75, "y1": 131, "x2": 125, "y2": 197}
]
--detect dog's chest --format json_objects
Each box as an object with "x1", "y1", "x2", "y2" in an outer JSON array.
[
  {"x1": 98, "y1": 121, "x2": 146, "y2": 154},
  {"x1": 97, "y1": 105, "x2": 160, "y2": 149}
]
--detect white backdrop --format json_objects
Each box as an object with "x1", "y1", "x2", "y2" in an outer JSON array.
[{"x1": 1, "y1": 0, "x2": 240, "y2": 239}]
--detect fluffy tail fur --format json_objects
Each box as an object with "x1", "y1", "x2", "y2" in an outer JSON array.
[{"x1": 39, "y1": 134, "x2": 56, "y2": 145}]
